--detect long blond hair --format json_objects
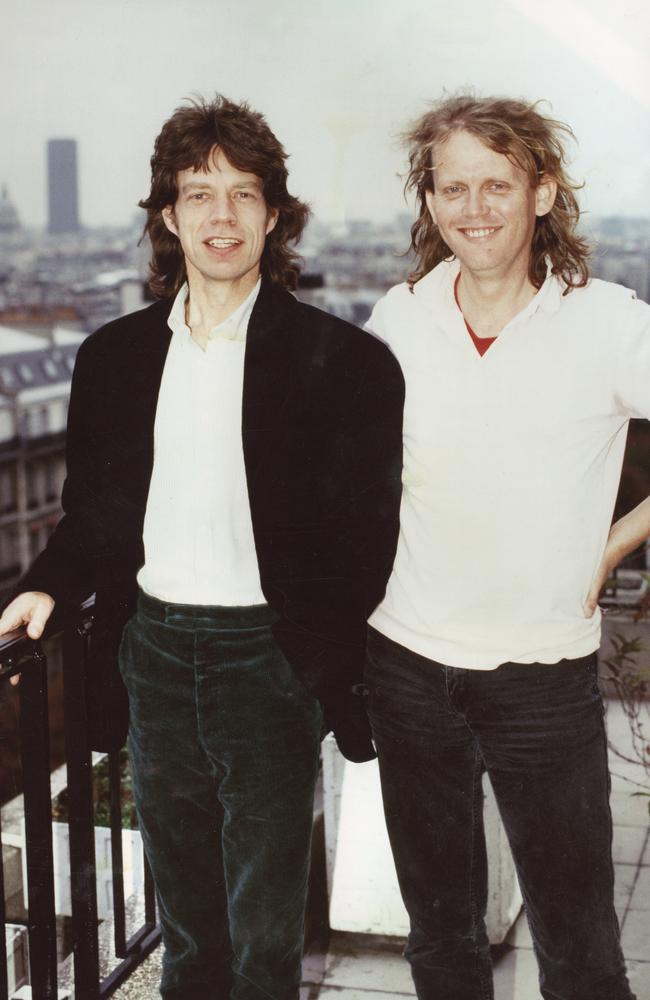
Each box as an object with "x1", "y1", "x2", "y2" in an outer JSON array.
[{"x1": 403, "y1": 94, "x2": 591, "y2": 292}]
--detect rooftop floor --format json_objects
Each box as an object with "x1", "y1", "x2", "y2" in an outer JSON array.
[{"x1": 112, "y1": 699, "x2": 649, "y2": 1000}]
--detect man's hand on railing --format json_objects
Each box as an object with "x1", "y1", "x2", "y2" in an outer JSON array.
[{"x1": 0, "y1": 591, "x2": 55, "y2": 685}]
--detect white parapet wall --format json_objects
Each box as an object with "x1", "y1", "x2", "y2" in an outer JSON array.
[
  {"x1": 4, "y1": 923, "x2": 29, "y2": 996},
  {"x1": 4, "y1": 755, "x2": 145, "y2": 925},
  {"x1": 50, "y1": 822, "x2": 145, "y2": 919},
  {"x1": 322, "y1": 735, "x2": 522, "y2": 943}
]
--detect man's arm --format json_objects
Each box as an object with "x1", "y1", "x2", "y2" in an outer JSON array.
[
  {"x1": 584, "y1": 291, "x2": 650, "y2": 616},
  {"x1": 316, "y1": 332, "x2": 404, "y2": 762},
  {"x1": 584, "y1": 496, "x2": 650, "y2": 617}
]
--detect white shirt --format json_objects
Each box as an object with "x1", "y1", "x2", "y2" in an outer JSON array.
[
  {"x1": 366, "y1": 260, "x2": 650, "y2": 668},
  {"x1": 137, "y1": 280, "x2": 266, "y2": 606}
]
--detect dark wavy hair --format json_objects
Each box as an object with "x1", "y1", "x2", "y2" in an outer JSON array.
[
  {"x1": 139, "y1": 95, "x2": 310, "y2": 296},
  {"x1": 403, "y1": 94, "x2": 591, "y2": 292}
]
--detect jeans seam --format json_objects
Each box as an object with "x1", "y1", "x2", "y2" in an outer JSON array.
[{"x1": 469, "y1": 747, "x2": 492, "y2": 1000}]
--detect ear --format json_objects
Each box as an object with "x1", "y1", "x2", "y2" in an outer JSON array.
[
  {"x1": 161, "y1": 205, "x2": 179, "y2": 237},
  {"x1": 265, "y1": 208, "x2": 279, "y2": 236},
  {"x1": 535, "y1": 174, "x2": 557, "y2": 218},
  {"x1": 425, "y1": 189, "x2": 438, "y2": 226}
]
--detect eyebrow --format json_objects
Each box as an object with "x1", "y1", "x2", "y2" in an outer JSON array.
[
  {"x1": 180, "y1": 178, "x2": 262, "y2": 193},
  {"x1": 437, "y1": 175, "x2": 513, "y2": 187}
]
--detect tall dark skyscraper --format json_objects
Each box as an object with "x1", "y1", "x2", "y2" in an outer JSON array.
[{"x1": 47, "y1": 138, "x2": 80, "y2": 234}]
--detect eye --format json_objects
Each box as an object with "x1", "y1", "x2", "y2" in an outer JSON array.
[
  {"x1": 489, "y1": 182, "x2": 509, "y2": 192},
  {"x1": 189, "y1": 192, "x2": 208, "y2": 201},
  {"x1": 442, "y1": 184, "x2": 463, "y2": 197}
]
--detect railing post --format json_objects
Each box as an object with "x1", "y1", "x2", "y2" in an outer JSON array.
[
  {"x1": 1, "y1": 810, "x2": 8, "y2": 1000},
  {"x1": 108, "y1": 751, "x2": 127, "y2": 959},
  {"x1": 144, "y1": 856, "x2": 157, "y2": 926},
  {"x1": 19, "y1": 647, "x2": 58, "y2": 1000},
  {"x1": 62, "y1": 621, "x2": 100, "y2": 1000}
]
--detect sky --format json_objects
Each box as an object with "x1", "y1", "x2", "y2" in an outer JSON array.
[{"x1": 2, "y1": 0, "x2": 649, "y2": 229}]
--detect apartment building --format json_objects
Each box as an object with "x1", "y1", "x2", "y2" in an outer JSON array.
[{"x1": 0, "y1": 325, "x2": 85, "y2": 602}]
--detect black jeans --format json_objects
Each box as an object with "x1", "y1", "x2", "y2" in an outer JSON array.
[
  {"x1": 119, "y1": 592, "x2": 323, "y2": 1000},
  {"x1": 365, "y1": 627, "x2": 636, "y2": 1000}
]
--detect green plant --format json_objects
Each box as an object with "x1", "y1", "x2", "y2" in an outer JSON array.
[
  {"x1": 52, "y1": 748, "x2": 138, "y2": 829},
  {"x1": 599, "y1": 581, "x2": 650, "y2": 817},
  {"x1": 601, "y1": 632, "x2": 650, "y2": 772}
]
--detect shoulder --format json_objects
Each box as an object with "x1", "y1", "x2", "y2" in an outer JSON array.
[
  {"x1": 562, "y1": 277, "x2": 644, "y2": 313},
  {"x1": 263, "y1": 283, "x2": 403, "y2": 382},
  {"x1": 367, "y1": 281, "x2": 415, "y2": 321},
  {"x1": 77, "y1": 299, "x2": 170, "y2": 363},
  {"x1": 558, "y1": 278, "x2": 650, "y2": 335},
  {"x1": 364, "y1": 282, "x2": 414, "y2": 347},
  {"x1": 367, "y1": 263, "x2": 453, "y2": 338},
  {"x1": 549, "y1": 279, "x2": 650, "y2": 384}
]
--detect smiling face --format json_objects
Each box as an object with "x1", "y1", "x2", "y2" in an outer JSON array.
[
  {"x1": 162, "y1": 146, "x2": 278, "y2": 296},
  {"x1": 425, "y1": 130, "x2": 556, "y2": 284}
]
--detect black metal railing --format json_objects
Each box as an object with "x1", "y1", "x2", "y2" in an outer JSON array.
[{"x1": 0, "y1": 601, "x2": 160, "y2": 1000}]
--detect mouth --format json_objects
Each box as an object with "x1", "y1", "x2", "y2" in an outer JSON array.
[
  {"x1": 458, "y1": 227, "x2": 500, "y2": 240},
  {"x1": 205, "y1": 237, "x2": 242, "y2": 249}
]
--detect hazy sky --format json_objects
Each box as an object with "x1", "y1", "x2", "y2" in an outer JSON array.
[{"x1": 2, "y1": 0, "x2": 649, "y2": 228}]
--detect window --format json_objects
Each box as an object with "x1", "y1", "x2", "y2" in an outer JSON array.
[
  {"x1": 42, "y1": 358, "x2": 60, "y2": 379},
  {"x1": 0, "y1": 367, "x2": 16, "y2": 389},
  {"x1": 0, "y1": 525, "x2": 19, "y2": 580},
  {"x1": 26, "y1": 462, "x2": 43, "y2": 508},
  {"x1": 24, "y1": 409, "x2": 37, "y2": 437},
  {"x1": 29, "y1": 522, "x2": 43, "y2": 560},
  {"x1": 0, "y1": 466, "x2": 15, "y2": 513},
  {"x1": 24, "y1": 406, "x2": 51, "y2": 438},
  {"x1": 44, "y1": 460, "x2": 57, "y2": 502},
  {"x1": 0, "y1": 408, "x2": 14, "y2": 441}
]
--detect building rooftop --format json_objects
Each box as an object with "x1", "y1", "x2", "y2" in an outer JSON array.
[{"x1": 0, "y1": 325, "x2": 84, "y2": 398}]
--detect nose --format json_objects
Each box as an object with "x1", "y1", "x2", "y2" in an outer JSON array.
[
  {"x1": 463, "y1": 187, "x2": 489, "y2": 219},
  {"x1": 208, "y1": 193, "x2": 236, "y2": 225}
]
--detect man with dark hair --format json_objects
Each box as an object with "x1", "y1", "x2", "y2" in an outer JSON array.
[
  {"x1": 0, "y1": 96, "x2": 404, "y2": 999},
  {"x1": 364, "y1": 94, "x2": 649, "y2": 1000}
]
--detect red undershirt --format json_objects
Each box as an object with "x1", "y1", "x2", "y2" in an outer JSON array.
[{"x1": 454, "y1": 273, "x2": 497, "y2": 357}]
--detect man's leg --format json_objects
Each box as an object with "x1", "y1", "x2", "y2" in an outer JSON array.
[
  {"x1": 119, "y1": 598, "x2": 233, "y2": 999},
  {"x1": 193, "y1": 607, "x2": 322, "y2": 1000},
  {"x1": 365, "y1": 628, "x2": 494, "y2": 1000},
  {"x1": 470, "y1": 655, "x2": 636, "y2": 1000},
  {"x1": 120, "y1": 595, "x2": 322, "y2": 1000}
]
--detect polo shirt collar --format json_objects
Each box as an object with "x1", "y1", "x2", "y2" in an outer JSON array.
[{"x1": 414, "y1": 258, "x2": 565, "y2": 323}]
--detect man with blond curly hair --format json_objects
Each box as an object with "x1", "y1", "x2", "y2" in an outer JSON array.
[{"x1": 364, "y1": 94, "x2": 648, "y2": 1000}]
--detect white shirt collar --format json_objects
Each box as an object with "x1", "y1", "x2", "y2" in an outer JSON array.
[
  {"x1": 167, "y1": 278, "x2": 261, "y2": 344},
  {"x1": 414, "y1": 258, "x2": 563, "y2": 323}
]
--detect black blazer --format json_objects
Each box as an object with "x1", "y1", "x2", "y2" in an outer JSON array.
[{"x1": 20, "y1": 277, "x2": 404, "y2": 761}]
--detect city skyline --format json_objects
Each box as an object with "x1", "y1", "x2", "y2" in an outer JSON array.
[{"x1": 2, "y1": 0, "x2": 649, "y2": 230}]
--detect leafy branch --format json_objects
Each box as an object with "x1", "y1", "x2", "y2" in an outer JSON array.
[{"x1": 600, "y1": 629, "x2": 650, "y2": 779}]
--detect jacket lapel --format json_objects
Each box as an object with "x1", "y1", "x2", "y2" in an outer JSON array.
[{"x1": 242, "y1": 278, "x2": 297, "y2": 484}]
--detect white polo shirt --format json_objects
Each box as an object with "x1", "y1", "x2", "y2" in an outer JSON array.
[
  {"x1": 137, "y1": 280, "x2": 266, "y2": 606},
  {"x1": 366, "y1": 260, "x2": 650, "y2": 668}
]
